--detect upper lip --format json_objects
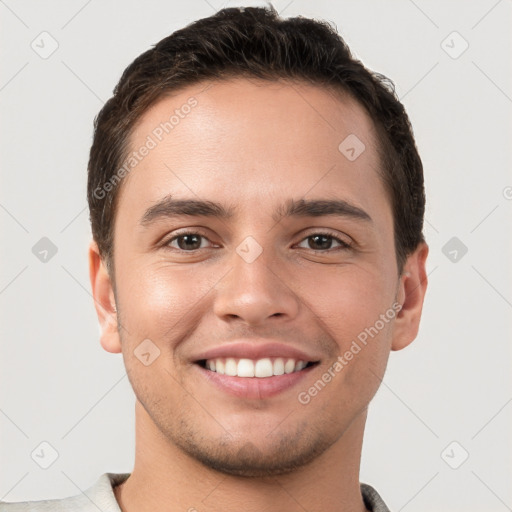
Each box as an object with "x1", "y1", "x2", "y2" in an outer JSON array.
[{"x1": 191, "y1": 341, "x2": 321, "y2": 363}]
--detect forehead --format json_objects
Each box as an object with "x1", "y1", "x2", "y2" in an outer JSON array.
[{"x1": 116, "y1": 77, "x2": 389, "y2": 227}]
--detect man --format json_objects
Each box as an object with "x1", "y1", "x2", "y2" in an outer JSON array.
[{"x1": 2, "y1": 5, "x2": 428, "y2": 512}]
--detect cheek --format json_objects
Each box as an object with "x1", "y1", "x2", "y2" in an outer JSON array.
[
  {"x1": 297, "y1": 262, "x2": 394, "y2": 342},
  {"x1": 116, "y1": 261, "x2": 222, "y2": 345},
  {"x1": 304, "y1": 266, "x2": 394, "y2": 412}
]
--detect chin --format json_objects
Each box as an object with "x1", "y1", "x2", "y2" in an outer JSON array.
[{"x1": 173, "y1": 428, "x2": 334, "y2": 478}]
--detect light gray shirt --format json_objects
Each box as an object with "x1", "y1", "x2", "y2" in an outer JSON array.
[{"x1": 0, "y1": 473, "x2": 391, "y2": 512}]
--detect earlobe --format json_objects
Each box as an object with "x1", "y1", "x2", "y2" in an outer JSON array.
[
  {"x1": 391, "y1": 242, "x2": 429, "y2": 351},
  {"x1": 88, "y1": 240, "x2": 122, "y2": 354}
]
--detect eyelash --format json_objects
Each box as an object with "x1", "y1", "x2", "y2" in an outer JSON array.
[{"x1": 162, "y1": 230, "x2": 353, "y2": 253}]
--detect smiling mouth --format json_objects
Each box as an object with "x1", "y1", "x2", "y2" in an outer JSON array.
[{"x1": 196, "y1": 357, "x2": 319, "y2": 378}]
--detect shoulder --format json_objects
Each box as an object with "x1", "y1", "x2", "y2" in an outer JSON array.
[
  {"x1": 0, "y1": 492, "x2": 91, "y2": 512},
  {"x1": 360, "y1": 482, "x2": 392, "y2": 512},
  {"x1": 0, "y1": 473, "x2": 130, "y2": 512}
]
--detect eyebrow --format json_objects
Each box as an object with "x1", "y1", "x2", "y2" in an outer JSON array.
[{"x1": 139, "y1": 194, "x2": 372, "y2": 227}]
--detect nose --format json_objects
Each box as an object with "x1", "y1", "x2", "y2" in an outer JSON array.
[{"x1": 213, "y1": 246, "x2": 300, "y2": 326}]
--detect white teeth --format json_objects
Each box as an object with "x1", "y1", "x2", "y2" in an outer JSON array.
[
  {"x1": 273, "y1": 357, "x2": 285, "y2": 376},
  {"x1": 284, "y1": 358, "x2": 296, "y2": 374},
  {"x1": 216, "y1": 359, "x2": 225, "y2": 375},
  {"x1": 254, "y1": 358, "x2": 273, "y2": 378},
  {"x1": 294, "y1": 360, "x2": 307, "y2": 372},
  {"x1": 225, "y1": 358, "x2": 237, "y2": 377},
  {"x1": 203, "y1": 357, "x2": 311, "y2": 377},
  {"x1": 237, "y1": 358, "x2": 255, "y2": 377}
]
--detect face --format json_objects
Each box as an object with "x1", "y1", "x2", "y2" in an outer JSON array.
[{"x1": 90, "y1": 78, "x2": 428, "y2": 477}]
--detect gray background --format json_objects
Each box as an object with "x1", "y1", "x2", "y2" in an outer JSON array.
[{"x1": 1, "y1": 1, "x2": 511, "y2": 510}]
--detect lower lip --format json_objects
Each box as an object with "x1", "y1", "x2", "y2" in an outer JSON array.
[{"x1": 195, "y1": 364, "x2": 317, "y2": 400}]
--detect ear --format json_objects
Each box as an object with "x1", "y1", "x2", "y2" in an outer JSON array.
[
  {"x1": 391, "y1": 242, "x2": 429, "y2": 351},
  {"x1": 88, "y1": 239, "x2": 122, "y2": 353}
]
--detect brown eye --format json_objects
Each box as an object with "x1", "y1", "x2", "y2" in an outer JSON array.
[
  {"x1": 297, "y1": 233, "x2": 351, "y2": 252},
  {"x1": 166, "y1": 232, "x2": 210, "y2": 251}
]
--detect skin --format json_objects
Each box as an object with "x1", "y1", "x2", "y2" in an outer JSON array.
[{"x1": 89, "y1": 77, "x2": 428, "y2": 512}]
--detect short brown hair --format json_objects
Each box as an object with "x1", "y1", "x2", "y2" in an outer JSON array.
[{"x1": 87, "y1": 5, "x2": 425, "y2": 280}]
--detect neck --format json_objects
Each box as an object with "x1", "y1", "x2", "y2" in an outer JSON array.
[{"x1": 114, "y1": 401, "x2": 370, "y2": 512}]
